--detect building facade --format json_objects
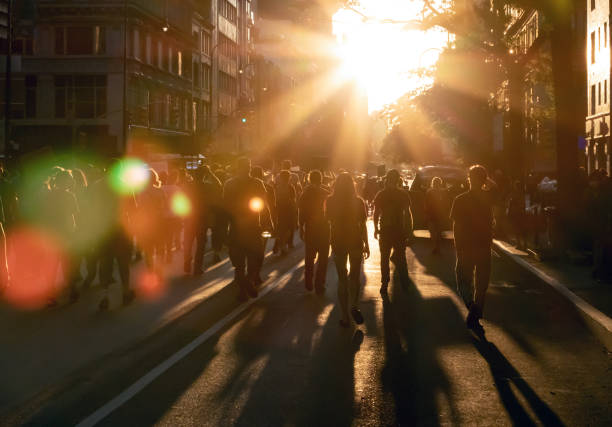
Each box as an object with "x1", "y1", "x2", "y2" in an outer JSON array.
[
  {"x1": 585, "y1": 0, "x2": 611, "y2": 174},
  {"x1": 0, "y1": 0, "x2": 258, "y2": 158}
]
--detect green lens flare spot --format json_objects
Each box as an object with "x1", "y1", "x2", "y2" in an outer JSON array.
[
  {"x1": 109, "y1": 158, "x2": 150, "y2": 195},
  {"x1": 171, "y1": 192, "x2": 192, "y2": 217}
]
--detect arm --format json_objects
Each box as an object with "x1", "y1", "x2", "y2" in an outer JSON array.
[
  {"x1": 373, "y1": 193, "x2": 381, "y2": 239},
  {"x1": 360, "y1": 200, "x2": 370, "y2": 259}
]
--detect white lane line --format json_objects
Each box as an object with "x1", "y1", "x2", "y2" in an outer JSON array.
[{"x1": 76, "y1": 261, "x2": 304, "y2": 427}]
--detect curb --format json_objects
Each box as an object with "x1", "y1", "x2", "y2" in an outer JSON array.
[{"x1": 493, "y1": 239, "x2": 612, "y2": 352}]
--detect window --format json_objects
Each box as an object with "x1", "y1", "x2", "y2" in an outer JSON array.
[
  {"x1": 202, "y1": 32, "x2": 211, "y2": 55},
  {"x1": 55, "y1": 26, "x2": 105, "y2": 55},
  {"x1": 219, "y1": 71, "x2": 236, "y2": 94},
  {"x1": 151, "y1": 38, "x2": 159, "y2": 67},
  {"x1": 146, "y1": 35, "x2": 152, "y2": 64},
  {"x1": 219, "y1": 35, "x2": 237, "y2": 59},
  {"x1": 606, "y1": 80, "x2": 608, "y2": 104},
  {"x1": 203, "y1": 64, "x2": 211, "y2": 90},
  {"x1": 218, "y1": 0, "x2": 237, "y2": 23},
  {"x1": 6, "y1": 37, "x2": 34, "y2": 55},
  {"x1": 177, "y1": 51, "x2": 182, "y2": 76},
  {"x1": 25, "y1": 75, "x2": 37, "y2": 118},
  {"x1": 592, "y1": 31, "x2": 596, "y2": 63},
  {"x1": 606, "y1": 23, "x2": 608, "y2": 48},
  {"x1": 599, "y1": 82, "x2": 602, "y2": 105},
  {"x1": 54, "y1": 75, "x2": 107, "y2": 119},
  {"x1": 194, "y1": 62, "x2": 201, "y2": 88},
  {"x1": 168, "y1": 46, "x2": 173, "y2": 73},
  {"x1": 598, "y1": 27, "x2": 601, "y2": 51},
  {"x1": 591, "y1": 0, "x2": 596, "y2": 11},
  {"x1": 592, "y1": 84, "x2": 596, "y2": 114}
]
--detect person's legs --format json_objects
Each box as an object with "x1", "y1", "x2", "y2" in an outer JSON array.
[
  {"x1": 391, "y1": 234, "x2": 410, "y2": 286},
  {"x1": 334, "y1": 246, "x2": 350, "y2": 323},
  {"x1": 473, "y1": 248, "x2": 492, "y2": 319},
  {"x1": 116, "y1": 234, "x2": 132, "y2": 296},
  {"x1": 304, "y1": 241, "x2": 316, "y2": 291},
  {"x1": 314, "y1": 240, "x2": 330, "y2": 292},
  {"x1": 348, "y1": 247, "x2": 363, "y2": 307},
  {"x1": 455, "y1": 249, "x2": 476, "y2": 311},
  {"x1": 193, "y1": 227, "x2": 207, "y2": 274},
  {"x1": 183, "y1": 221, "x2": 195, "y2": 273},
  {"x1": 229, "y1": 242, "x2": 248, "y2": 299},
  {"x1": 246, "y1": 235, "x2": 264, "y2": 289},
  {"x1": 379, "y1": 232, "x2": 392, "y2": 287}
]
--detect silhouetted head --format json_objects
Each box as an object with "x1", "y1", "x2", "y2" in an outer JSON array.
[
  {"x1": 333, "y1": 172, "x2": 356, "y2": 199},
  {"x1": 309, "y1": 170, "x2": 322, "y2": 186},
  {"x1": 236, "y1": 157, "x2": 251, "y2": 178},
  {"x1": 468, "y1": 165, "x2": 488, "y2": 190},
  {"x1": 385, "y1": 169, "x2": 401, "y2": 188},
  {"x1": 281, "y1": 160, "x2": 292, "y2": 171}
]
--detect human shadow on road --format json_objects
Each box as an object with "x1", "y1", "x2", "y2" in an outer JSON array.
[
  {"x1": 471, "y1": 335, "x2": 565, "y2": 427},
  {"x1": 380, "y1": 279, "x2": 463, "y2": 426}
]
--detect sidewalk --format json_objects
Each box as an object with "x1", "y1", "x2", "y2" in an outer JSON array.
[
  {"x1": 493, "y1": 239, "x2": 612, "y2": 352},
  {"x1": 0, "y1": 242, "x2": 304, "y2": 414}
]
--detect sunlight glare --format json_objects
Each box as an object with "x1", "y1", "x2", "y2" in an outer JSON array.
[{"x1": 333, "y1": 0, "x2": 448, "y2": 112}]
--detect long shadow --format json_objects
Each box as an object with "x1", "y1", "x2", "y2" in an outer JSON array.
[
  {"x1": 471, "y1": 335, "x2": 565, "y2": 427},
  {"x1": 380, "y1": 278, "x2": 463, "y2": 426},
  {"x1": 407, "y1": 235, "x2": 567, "y2": 425}
]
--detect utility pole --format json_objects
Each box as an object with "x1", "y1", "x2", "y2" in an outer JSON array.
[{"x1": 3, "y1": 0, "x2": 12, "y2": 153}]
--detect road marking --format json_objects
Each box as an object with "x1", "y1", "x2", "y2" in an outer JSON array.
[{"x1": 76, "y1": 261, "x2": 305, "y2": 427}]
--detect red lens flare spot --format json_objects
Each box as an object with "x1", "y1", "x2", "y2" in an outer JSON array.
[
  {"x1": 3, "y1": 227, "x2": 66, "y2": 310},
  {"x1": 134, "y1": 267, "x2": 166, "y2": 301}
]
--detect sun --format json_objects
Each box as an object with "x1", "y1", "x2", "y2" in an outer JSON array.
[{"x1": 333, "y1": 1, "x2": 449, "y2": 112}]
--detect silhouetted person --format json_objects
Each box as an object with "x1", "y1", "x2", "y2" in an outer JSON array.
[
  {"x1": 275, "y1": 170, "x2": 297, "y2": 255},
  {"x1": 373, "y1": 169, "x2": 411, "y2": 294},
  {"x1": 326, "y1": 173, "x2": 370, "y2": 328},
  {"x1": 201, "y1": 166, "x2": 224, "y2": 265},
  {"x1": 299, "y1": 170, "x2": 330, "y2": 294},
  {"x1": 425, "y1": 176, "x2": 448, "y2": 254},
  {"x1": 451, "y1": 165, "x2": 497, "y2": 334},
  {"x1": 224, "y1": 158, "x2": 273, "y2": 301},
  {"x1": 183, "y1": 168, "x2": 207, "y2": 275},
  {"x1": 98, "y1": 161, "x2": 136, "y2": 307}
]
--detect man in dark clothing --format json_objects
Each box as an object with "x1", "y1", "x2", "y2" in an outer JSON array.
[
  {"x1": 183, "y1": 169, "x2": 207, "y2": 275},
  {"x1": 224, "y1": 158, "x2": 273, "y2": 300},
  {"x1": 373, "y1": 169, "x2": 412, "y2": 294},
  {"x1": 298, "y1": 170, "x2": 330, "y2": 294},
  {"x1": 450, "y1": 164, "x2": 497, "y2": 334}
]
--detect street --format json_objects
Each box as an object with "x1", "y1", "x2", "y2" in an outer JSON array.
[{"x1": 10, "y1": 225, "x2": 611, "y2": 426}]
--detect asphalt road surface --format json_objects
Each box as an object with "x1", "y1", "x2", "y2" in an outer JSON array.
[{"x1": 10, "y1": 226, "x2": 612, "y2": 426}]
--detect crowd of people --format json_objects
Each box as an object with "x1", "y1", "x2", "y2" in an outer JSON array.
[{"x1": 0, "y1": 156, "x2": 505, "y2": 335}]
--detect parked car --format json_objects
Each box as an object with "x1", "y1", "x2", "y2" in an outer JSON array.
[{"x1": 409, "y1": 166, "x2": 468, "y2": 230}]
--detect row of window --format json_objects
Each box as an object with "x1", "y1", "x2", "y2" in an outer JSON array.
[
  {"x1": 218, "y1": 34, "x2": 237, "y2": 59},
  {"x1": 193, "y1": 63, "x2": 212, "y2": 90},
  {"x1": 218, "y1": 71, "x2": 237, "y2": 94},
  {"x1": 218, "y1": 0, "x2": 237, "y2": 23},
  {"x1": 0, "y1": 75, "x2": 37, "y2": 119},
  {"x1": 590, "y1": 79, "x2": 608, "y2": 115},
  {"x1": 590, "y1": 22, "x2": 608, "y2": 64},
  {"x1": 55, "y1": 26, "x2": 106, "y2": 55}
]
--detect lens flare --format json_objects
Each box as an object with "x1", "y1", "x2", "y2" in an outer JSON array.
[
  {"x1": 171, "y1": 192, "x2": 192, "y2": 218},
  {"x1": 3, "y1": 227, "x2": 66, "y2": 310},
  {"x1": 134, "y1": 267, "x2": 166, "y2": 301},
  {"x1": 249, "y1": 197, "x2": 264, "y2": 213},
  {"x1": 109, "y1": 158, "x2": 150, "y2": 195}
]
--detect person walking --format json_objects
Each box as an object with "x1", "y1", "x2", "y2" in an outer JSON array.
[
  {"x1": 326, "y1": 173, "x2": 370, "y2": 328},
  {"x1": 223, "y1": 158, "x2": 273, "y2": 301},
  {"x1": 450, "y1": 165, "x2": 497, "y2": 334},
  {"x1": 298, "y1": 170, "x2": 330, "y2": 294},
  {"x1": 183, "y1": 168, "x2": 207, "y2": 275},
  {"x1": 274, "y1": 170, "x2": 297, "y2": 255},
  {"x1": 373, "y1": 169, "x2": 412, "y2": 294},
  {"x1": 425, "y1": 176, "x2": 448, "y2": 254}
]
